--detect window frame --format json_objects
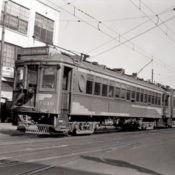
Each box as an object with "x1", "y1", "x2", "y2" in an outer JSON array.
[
  {"x1": 40, "y1": 65, "x2": 57, "y2": 92},
  {"x1": 1, "y1": 1, "x2": 29, "y2": 34},
  {"x1": 34, "y1": 13, "x2": 54, "y2": 44}
]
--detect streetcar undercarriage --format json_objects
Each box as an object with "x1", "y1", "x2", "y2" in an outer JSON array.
[{"x1": 13, "y1": 111, "x2": 171, "y2": 135}]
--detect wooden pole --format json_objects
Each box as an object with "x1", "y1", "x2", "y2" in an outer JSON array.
[{"x1": 0, "y1": 0, "x2": 8, "y2": 122}]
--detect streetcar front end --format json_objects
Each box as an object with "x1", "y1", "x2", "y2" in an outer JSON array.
[{"x1": 12, "y1": 47, "x2": 69, "y2": 134}]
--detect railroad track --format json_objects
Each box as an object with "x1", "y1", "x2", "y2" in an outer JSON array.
[
  {"x1": 16, "y1": 165, "x2": 55, "y2": 175},
  {"x1": 0, "y1": 159, "x2": 55, "y2": 175}
]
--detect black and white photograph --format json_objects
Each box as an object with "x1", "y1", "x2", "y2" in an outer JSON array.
[{"x1": 0, "y1": 0, "x2": 175, "y2": 174}]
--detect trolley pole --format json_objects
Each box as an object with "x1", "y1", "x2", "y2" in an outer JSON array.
[{"x1": 0, "y1": 0, "x2": 8, "y2": 122}]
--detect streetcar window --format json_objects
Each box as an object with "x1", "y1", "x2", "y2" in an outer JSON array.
[
  {"x1": 126, "y1": 89, "x2": 130, "y2": 100},
  {"x1": 144, "y1": 93, "x2": 147, "y2": 103},
  {"x1": 136, "y1": 88, "x2": 140, "y2": 102},
  {"x1": 62, "y1": 67, "x2": 72, "y2": 90},
  {"x1": 86, "y1": 80, "x2": 93, "y2": 94},
  {"x1": 140, "y1": 89, "x2": 144, "y2": 102},
  {"x1": 94, "y1": 82, "x2": 101, "y2": 96},
  {"x1": 102, "y1": 84, "x2": 107, "y2": 97},
  {"x1": 131, "y1": 87, "x2": 136, "y2": 100},
  {"x1": 148, "y1": 91, "x2": 151, "y2": 104},
  {"x1": 108, "y1": 86, "x2": 114, "y2": 97},
  {"x1": 115, "y1": 87, "x2": 120, "y2": 98},
  {"x1": 165, "y1": 95, "x2": 169, "y2": 106},
  {"x1": 158, "y1": 94, "x2": 161, "y2": 105},
  {"x1": 173, "y1": 97, "x2": 175, "y2": 108},
  {"x1": 16, "y1": 67, "x2": 24, "y2": 89},
  {"x1": 120, "y1": 88, "x2": 126, "y2": 99},
  {"x1": 41, "y1": 66, "x2": 56, "y2": 89},
  {"x1": 28, "y1": 65, "x2": 38, "y2": 84},
  {"x1": 16, "y1": 67, "x2": 24, "y2": 82},
  {"x1": 155, "y1": 93, "x2": 158, "y2": 105},
  {"x1": 152, "y1": 92, "x2": 155, "y2": 104}
]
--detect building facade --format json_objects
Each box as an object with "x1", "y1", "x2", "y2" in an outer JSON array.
[{"x1": 0, "y1": 0, "x2": 60, "y2": 101}]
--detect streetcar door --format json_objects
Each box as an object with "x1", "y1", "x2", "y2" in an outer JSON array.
[{"x1": 61, "y1": 66, "x2": 72, "y2": 115}]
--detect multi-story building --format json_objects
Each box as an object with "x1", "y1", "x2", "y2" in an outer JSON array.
[{"x1": 0, "y1": 0, "x2": 60, "y2": 102}]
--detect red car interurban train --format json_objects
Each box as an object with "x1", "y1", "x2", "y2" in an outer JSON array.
[{"x1": 11, "y1": 46, "x2": 175, "y2": 135}]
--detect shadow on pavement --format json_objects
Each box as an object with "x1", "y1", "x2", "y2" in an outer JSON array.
[
  {"x1": 81, "y1": 155, "x2": 163, "y2": 175},
  {"x1": 0, "y1": 159, "x2": 103, "y2": 175}
]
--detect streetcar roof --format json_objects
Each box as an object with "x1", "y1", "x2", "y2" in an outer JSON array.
[{"x1": 16, "y1": 46, "x2": 171, "y2": 92}]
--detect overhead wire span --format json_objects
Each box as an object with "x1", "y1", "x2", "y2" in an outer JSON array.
[
  {"x1": 44, "y1": 0, "x2": 175, "y2": 80},
  {"x1": 63, "y1": 0, "x2": 159, "y2": 62},
  {"x1": 46, "y1": 0, "x2": 175, "y2": 63},
  {"x1": 92, "y1": 15, "x2": 175, "y2": 58},
  {"x1": 141, "y1": 1, "x2": 175, "y2": 40},
  {"x1": 129, "y1": 0, "x2": 175, "y2": 45}
]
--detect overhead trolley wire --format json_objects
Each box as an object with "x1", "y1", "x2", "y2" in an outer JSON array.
[
  {"x1": 92, "y1": 15, "x2": 175, "y2": 58},
  {"x1": 45, "y1": 0, "x2": 175, "y2": 63},
  {"x1": 129, "y1": 0, "x2": 175, "y2": 45},
  {"x1": 44, "y1": 0, "x2": 175, "y2": 78}
]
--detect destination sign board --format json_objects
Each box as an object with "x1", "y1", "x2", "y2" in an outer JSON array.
[{"x1": 19, "y1": 47, "x2": 49, "y2": 56}]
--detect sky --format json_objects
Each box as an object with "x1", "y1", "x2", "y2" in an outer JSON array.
[{"x1": 46, "y1": 0, "x2": 175, "y2": 88}]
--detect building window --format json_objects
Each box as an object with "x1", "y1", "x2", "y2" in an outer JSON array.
[
  {"x1": 0, "y1": 42, "x2": 20, "y2": 68},
  {"x1": 1, "y1": 1, "x2": 29, "y2": 34},
  {"x1": 34, "y1": 13, "x2": 54, "y2": 44}
]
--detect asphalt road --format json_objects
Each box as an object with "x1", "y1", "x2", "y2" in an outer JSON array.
[{"x1": 0, "y1": 127, "x2": 175, "y2": 175}]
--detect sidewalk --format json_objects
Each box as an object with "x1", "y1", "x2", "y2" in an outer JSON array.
[{"x1": 0, "y1": 123, "x2": 17, "y2": 131}]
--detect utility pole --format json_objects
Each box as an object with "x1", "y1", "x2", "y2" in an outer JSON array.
[
  {"x1": 0, "y1": 0, "x2": 8, "y2": 122},
  {"x1": 151, "y1": 69, "x2": 154, "y2": 83}
]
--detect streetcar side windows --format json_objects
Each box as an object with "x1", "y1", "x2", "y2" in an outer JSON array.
[
  {"x1": 86, "y1": 74, "x2": 94, "y2": 94},
  {"x1": 84, "y1": 74, "x2": 162, "y2": 106},
  {"x1": 86, "y1": 80, "x2": 93, "y2": 94},
  {"x1": 102, "y1": 84, "x2": 108, "y2": 97},
  {"x1": 173, "y1": 97, "x2": 175, "y2": 108},
  {"x1": 120, "y1": 88, "x2": 126, "y2": 99},
  {"x1": 140, "y1": 89, "x2": 144, "y2": 102},
  {"x1": 158, "y1": 94, "x2": 161, "y2": 105},
  {"x1": 136, "y1": 88, "x2": 140, "y2": 102},
  {"x1": 152, "y1": 92, "x2": 155, "y2": 104},
  {"x1": 155, "y1": 93, "x2": 158, "y2": 105},
  {"x1": 115, "y1": 87, "x2": 120, "y2": 98},
  {"x1": 108, "y1": 86, "x2": 114, "y2": 97},
  {"x1": 144, "y1": 90, "x2": 147, "y2": 103},
  {"x1": 165, "y1": 95, "x2": 169, "y2": 106},
  {"x1": 131, "y1": 87, "x2": 136, "y2": 101},
  {"x1": 126, "y1": 89, "x2": 131, "y2": 100},
  {"x1": 148, "y1": 91, "x2": 151, "y2": 104},
  {"x1": 94, "y1": 82, "x2": 101, "y2": 96}
]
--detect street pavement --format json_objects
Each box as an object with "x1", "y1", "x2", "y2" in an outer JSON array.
[{"x1": 0, "y1": 123, "x2": 175, "y2": 175}]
